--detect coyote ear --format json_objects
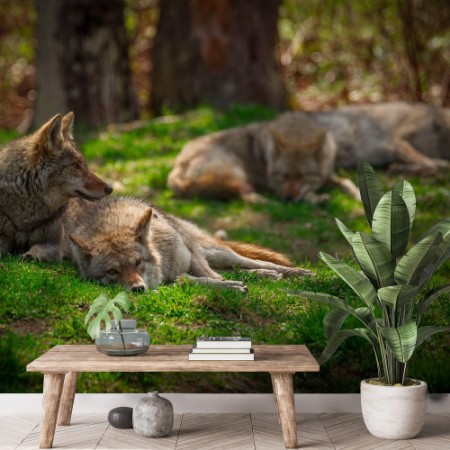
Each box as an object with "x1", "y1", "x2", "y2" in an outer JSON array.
[
  {"x1": 317, "y1": 132, "x2": 337, "y2": 179},
  {"x1": 62, "y1": 112, "x2": 74, "y2": 139},
  {"x1": 257, "y1": 126, "x2": 277, "y2": 159},
  {"x1": 313, "y1": 129, "x2": 327, "y2": 147},
  {"x1": 37, "y1": 114, "x2": 64, "y2": 153},
  {"x1": 270, "y1": 128, "x2": 287, "y2": 149},
  {"x1": 69, "y1": 234, "x2": 92, "y2": 256},
  {"x1": 135, "y1": 208, "x2": 153, "y2": 243}
]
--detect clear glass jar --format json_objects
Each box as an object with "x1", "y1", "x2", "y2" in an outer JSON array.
[{"x1": 95, "y1": 319, "x2": 150, "y2": 356}]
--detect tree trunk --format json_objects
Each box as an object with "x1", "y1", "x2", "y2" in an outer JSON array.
[
  {"x1": 33, "y1": 0, "x2": 138, "y2": 130},
  {"x1": 397, "y1": 0, "x2": 423, "y2": 102},
  {"x1": 150, "y1": 0, "x2": 287, "y2": 115}
]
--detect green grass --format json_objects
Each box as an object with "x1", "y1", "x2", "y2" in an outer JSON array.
[
  {"x1": 0, "y1": 130, "x2": 20, "y2": 144},
  {"x1": 1, "y1": 105, "x2": 449, "y2": 394}
]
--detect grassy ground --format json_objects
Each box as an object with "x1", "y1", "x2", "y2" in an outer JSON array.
[{"x1": 0, "y1": 105, "x2": 449, "y2": 394}]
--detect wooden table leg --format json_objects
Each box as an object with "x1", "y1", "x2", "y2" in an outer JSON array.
[
  {"x1": 271, "y1": 372, "x2": 298, "y2": 449},
  {"x1": 40, "y1": 372, "x2": 65, "y2": 448},
  {"x1": 271, "y1": 374, "x2": 282, "y2": 425},
  {"x1": 58, "y1": 372, "x2": 78, "y2": 426}
]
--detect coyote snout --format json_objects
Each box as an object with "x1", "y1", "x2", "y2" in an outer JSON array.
[
  {"x1": 62, "y1": 159, "x2": 112, "y2": 201},
  {"x1": 279, "y1": 180, "x2": 303, "y2": 202},
  {"x1": 121, "y1": 266, "x2": 147, "y2": 292}
]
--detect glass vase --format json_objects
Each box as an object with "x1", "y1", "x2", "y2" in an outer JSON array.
[{"x1": 95, "y1": 319, "x2": 150, "y2": 356}]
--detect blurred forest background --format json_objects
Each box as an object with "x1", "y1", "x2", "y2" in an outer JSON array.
[{"x1": 0, "y1": 0, "x2": 449, "y2": 131}]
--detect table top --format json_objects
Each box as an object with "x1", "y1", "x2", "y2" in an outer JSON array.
[{"x1": 26, "y1": 344, "x2": 319, "y2": 373}]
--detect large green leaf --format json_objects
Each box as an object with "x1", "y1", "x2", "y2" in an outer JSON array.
[
  {"x1": 336, "y1": 218, "x2": 355, "y2": 246},
  {"x1": 351, "y1": 232, "x2": 395, "y2": 288},
  {"x1": 317, "y1": 328, "x2": 375, "y2": 365},
  {"x1": 84, "y1": 294, "x2": 112, "y2": 327},
  {"x1": 323, "y1": 307, "x2": 373, "y2": 339},
  {"x1": 416, "y1": 326, "x2": 450, "y2": 349},
  {"x1": 377, "y1": 285, "x2": 418, "y2": 311},
  {"x1": 418, "y1": 284, "x2": 450, "y2": 320},
  {"x1": 422, "y1": 219, "x2": 450, "y2": 240},
  {"x1": 357, "y1": 161, "x2": 384, "y2": 227},
  {"x1": 436, "y1": 247, "x2": 450, "y2": 272},
  {"x1": 421, "y1": 219, "x2": 450, "y2": 270},
  {"x1": 286, "y1": 290, "x2": 374, "y2": 327},
  {"x1": 372, "y1": 191, "x2": 410, "y2": 258},
  {"x1": 379, "y1": 321, "x2": 417, "y2": 363},
  {"x1": 394, "y1": 233, "x2": 443, "y2": 287},
  {"x1": 319, "y1": 252, "x2": 378, "y2": 310},
  {"x1": 354, "y1": 307, "x2": 373, "y2": 325},
  {"x1": 393, "y1": 180, "x2": 416, "y2": 228},
  {"x1": 323, "y1": 309, "x2": 348, "y2": 339},
  {"x1": 85, "y1": 292, "x2": 131, "y2": 340}
]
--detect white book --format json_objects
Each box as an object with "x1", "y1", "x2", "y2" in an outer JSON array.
[
  {"x1": 195, "y1": 336, "x2": 252, "y2": 349},
  {"x1": 188, "y1": 350, "x2": 255, "y2": 361},
  {"x1": 191, "y1": 347, "x2": 252, "y2": 354}
]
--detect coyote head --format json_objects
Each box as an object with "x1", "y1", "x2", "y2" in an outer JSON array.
[
  {"x1": 68, "y1": 207, "x2": 163, "y2": 292},
  {"x1": 31, "y1": 112, "x2": 112, "y2": 203},
  {"x1": 260, "y1": 112, "x2": 337, "y2": 201}
]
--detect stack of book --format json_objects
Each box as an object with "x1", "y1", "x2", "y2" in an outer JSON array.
[{"x1": 188, "y1": 336, "x2": 254, "y2": 361}]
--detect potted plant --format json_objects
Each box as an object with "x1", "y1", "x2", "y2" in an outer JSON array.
[
  {"x1": 290, "y1": 161, "x2": 450, "y2": 439},
  {"x1": 85, "y1": 292, "x2": 150, "y2": 356}
]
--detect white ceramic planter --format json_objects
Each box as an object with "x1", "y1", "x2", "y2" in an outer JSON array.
[{"x1": 360, "y1": 379, "x2": 427, "y2": 439}]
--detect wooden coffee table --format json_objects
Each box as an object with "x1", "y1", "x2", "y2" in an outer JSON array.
[{"x1": 27, "y1": 344, "x2": 319, "y2": 449}]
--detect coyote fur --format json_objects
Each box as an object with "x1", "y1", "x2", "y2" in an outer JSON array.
[
  {"x1": 309, "y1": 101, "x2": 450, "y2": 173},
  {"x1": 168, "y1": 111, "x2": 345, "y2": 204},
  {"x1": 168, "y1": 102, "x2": 450, "y2": 203},
  {"x1": 0, "y1": 113, "x2": 112, "y2": 261},
  {"x1": 62, "y1": 197, "x2": 310, "y2": 292}
]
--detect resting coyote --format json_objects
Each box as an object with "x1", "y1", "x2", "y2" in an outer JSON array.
[
  {"x1": 62, "y1": 197, "x2": 310, "y2": 292},
  {"x1": 168, "y1": 102, "x2": 450, "y2": 203},
  {"x1": 0, "y1": 112, "x2": 112, "y2": 261},
  {"x1": 309, "y1": 101, "x2": 450, "y2": 173},
  {"x1": 168, "y1": 111, "x2": 348, "y2": 204}
]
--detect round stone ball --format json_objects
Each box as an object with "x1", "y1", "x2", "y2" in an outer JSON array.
[{"x1": 108, "y1": 406, "x2": 133, "y2": 429}]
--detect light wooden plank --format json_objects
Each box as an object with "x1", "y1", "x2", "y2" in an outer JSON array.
[
  {"x1": 17, "y1": 413, "x2": 108, "y2": 450},
  {"x1": 0, "y1": 413, "x2": 40, "y2": 449},
  {"x1": 252, "y1": 413, "x2": 334, "y2": 450},
  {"x1": 296, "y1": 414, "x2": 334, "y2": 450},
  {"x1": 97, "y1": 414, "x2": 181, "y2": 450},
  {"x1": 410, "y1": 413, "x2": 450, "y2": 449},
  {"x1": 176, "y1": 413, "x2": 255, "y2": 450},
  {"x1": 320, "y1": 413, "x2": 366, "y2": 438},
  {"x1": 252, "y1": 413, "x2": 290, "y2": 450},
  {"x1": 99, "y1": 428, "x2": 174, "y2": 449},
  {"x1": 8, "y1": 412, "x2": 449, "y2": 450},
  {"x1": 319, "y1": 413, "x2": 414, "y2": 450}
]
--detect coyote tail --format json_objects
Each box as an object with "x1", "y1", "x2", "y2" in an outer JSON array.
[{"x1": 220, "y1": 240, "x2": 294, "y2": 267}]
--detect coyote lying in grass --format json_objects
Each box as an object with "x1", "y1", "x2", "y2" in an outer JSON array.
[
  {"x1": 168, "y1": 111, "x2": 347, "y2": 204},
  {"x1": 168, "y1": 102, "x2": 449, "y2": 203},
  {"x1": 63, "y1": 197, "x2": 310, "y2": 292},
  {"x1": 309, "y1": 101, "x2": 450, "y2": 173}
]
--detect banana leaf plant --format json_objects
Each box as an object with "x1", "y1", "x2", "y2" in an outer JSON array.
[
  {"x1": 85, "y1": 292, "x2": 131, "y2": 351},
  {"x1": 290, "y1": 161, "x2": 450, "y2": 385}
]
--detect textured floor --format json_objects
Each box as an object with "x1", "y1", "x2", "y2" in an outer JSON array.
[{"x1": 1, "y1": 412, "x2": 449, "y2": 450}]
